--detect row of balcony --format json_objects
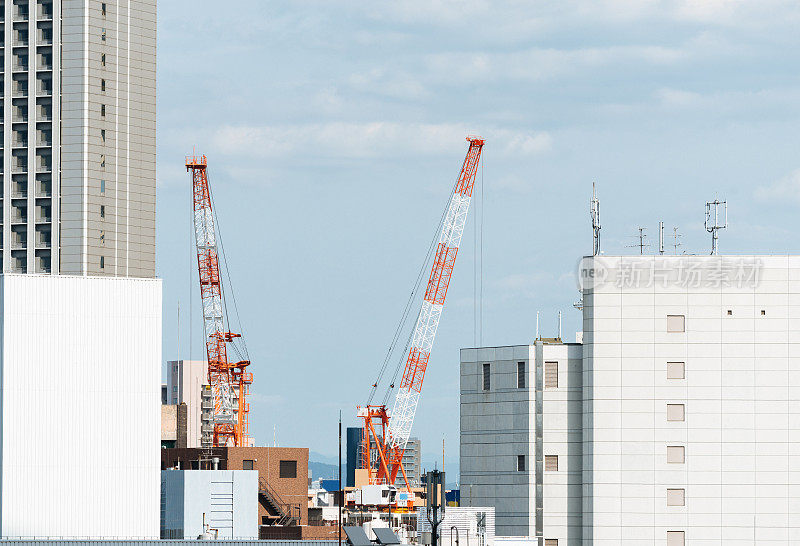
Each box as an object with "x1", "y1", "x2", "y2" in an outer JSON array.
[
  {"x1": 8, "y1": 128, "x2": 54, "y2": 148},
  {"x1": 1, "y1": 1, "x2": 55, "y2": 23},
  {"x1": 3, "y1": 22, "x2": 54, "y2": 47},
  {"x1": 7, "y1": 49, "x2": 53, "y2": 72},
  {"x1": 5, "y1": 98, "x2": 54, "y2": 122},
  {"x1": 0, "y1": 150, "x2": 52, "y2": 174},
  {"x1": 0, "y1": 177, "x2": 52, "y2": 199},
  {"x1": 4, "y1": 74, "x2": 54, "y2": 98},
  {"x1": 1, "y1": 201, "x2": 52, "y2": 224},
  {"x1": 1, "y1": 249, "x2": 52, "y2": 274}
]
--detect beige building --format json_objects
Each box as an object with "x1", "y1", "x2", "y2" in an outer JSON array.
[{"x1": 2, "y1": 0, "x2": 156, "y2": 276}]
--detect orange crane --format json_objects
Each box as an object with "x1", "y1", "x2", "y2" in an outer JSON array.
[
  {"x1": 186, "y1": 155, "x2": 253, "y2": 447},
  {"x1": 357, "y1": 136, "x2": 485, "y2": 492}
]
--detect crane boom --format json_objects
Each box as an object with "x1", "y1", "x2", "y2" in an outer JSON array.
[
  {"x1": 358, "y1": 136, "x2": 484, "y2": 490},
  {"x1": 186, "y1": 155, "x2": 253, "y2": 447}
]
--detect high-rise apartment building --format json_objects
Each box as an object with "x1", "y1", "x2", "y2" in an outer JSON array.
[
  {"x1": 346, "y1": 427, "x2": 423, "y2": 488},
  {"x1": 2, "y1": 0, "x2": 156, "y2": 276},
  {"x1": 462, "y1": 255, "x2": 800, "y2": 545}
]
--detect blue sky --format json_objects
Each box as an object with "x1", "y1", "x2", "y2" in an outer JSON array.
[{"x1": 156, "y1": 1, "x2": 800, "y2": 473}]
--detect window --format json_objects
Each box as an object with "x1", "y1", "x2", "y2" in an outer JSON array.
[
  {"x1": 545, "y1": 361, "x2": 558, "y2": 389},
  {"x1": 101, "y1": 129, "x2": 106, "y2": 142},
  {"x1": 666, "y1": 488, "x2": 685, "y2": 506},
  {"x1": 100, "y1": 205, "x2": 105, "y2": 218},
  {"x1": 517, "y1": 361, "x2": 525, "y2": 389},
  {"x1": 243, "y1": 459, "x2": 254, "y2": 470},
  {"x1": 279, "y1": 460, "x2": 297, "y2": 478},
  {"x1": 667, "y1": 446, "x2": 685, "y2": 464},
  {"x1": 101, "y1": 78, "x2": 106, "y2": 92},
  {"x1": 100, "y1": 154, "x2": 106, "y2": 168},
  {"x1": 100, "y1": 230, "x2": 105, "y2": 245},
  {"x1": 517, "y1": 455, "x2": 525, "y2": 472},
  {"x1": 100, "y1": 256, "x2": 105, "y2": 269},
  {"x1": 667, "y1": 404, "x2": 685, "y2": 422},
  {"x1": 172, "y1": 386, "x2": 177, "y2": 392},
  {"x1": 101, "y1": 104, "x2": 106, "y2": 117},
  {"x1": 666, "y1": 314, "x2": 685, "y2": 333},
  {"x1": 545, "y1": 540, "x2": 558, "y2": 546},
  {"x1": 100, "y1": 179, "x2": 106, "y2": 193},
  {"x1": 101, "y1": 28, "x2": 106, "y2": 42},
  {"x1": 190, "y1": 460, "x2": 199, "y2": 470},
  {"x1": 761, "y1": 309, "x2": 766, "y2": 316},
  {"x1": 545, "y1": 455, "x2": 558, "y2": 472},
  {"x1": 102, "y1": 3, "x2": 107, "y2": 16},
  {"x1": 727, "y1": 309, "x2": 732, "y2": 316},
  {"x1": 482, "y1": 363, "x2": 490, "y2": 391},
  {"x1": 667, "y1": 362, "x2": 685, "y2": 380},
  {"x1": 666, "y1": 531, "x2": 685, "y2": 546},
  {"x1": 101, "y1": 53, "x2": 106, "y2": 67}
]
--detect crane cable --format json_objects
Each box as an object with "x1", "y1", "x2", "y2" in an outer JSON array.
[{"x1": 367, "y1": 172, "x2": 464, "y2": 406}]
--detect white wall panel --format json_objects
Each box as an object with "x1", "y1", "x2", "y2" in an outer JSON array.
[{"x1": 0, "y1": 274, "x2": 161, "y2": 538}]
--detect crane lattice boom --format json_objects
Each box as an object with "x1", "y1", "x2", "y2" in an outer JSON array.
[
  {"x1": 358, "y1": 136, "x2": 484, "y2": 490},
  {"x1": 186, "y1": 155, "x2": 253, "y2": 447}
]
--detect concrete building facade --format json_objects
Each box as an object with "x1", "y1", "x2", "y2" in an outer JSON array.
[
  {"x1": 460, "y1": 341, "x2": 583, "y2": 540},
  {"x1": 461, "y1": 255, "x2": 800, "y2": 545},
  {"x1": 0, "y1": 274, "x2": 161, "y2": 538},
  {"x1": 1, "y1": 0, "x2": 156, "y2": 276}
]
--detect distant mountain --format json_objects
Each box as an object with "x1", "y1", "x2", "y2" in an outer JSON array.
[{"x1": 309, "y1": 460, "x2": 345, "y2": 481}]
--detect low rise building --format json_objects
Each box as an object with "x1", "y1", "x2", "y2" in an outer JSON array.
[{"x1": 161, "y1": 469, "x2": 258, "y2": 539}]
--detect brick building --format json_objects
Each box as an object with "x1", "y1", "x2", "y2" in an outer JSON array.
[{"x1": 162, "y1": 446, "x2": 309, "y2": 528}]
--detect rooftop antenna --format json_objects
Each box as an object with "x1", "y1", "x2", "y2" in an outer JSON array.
[
  {"x1": 658, "y1": 222, "x2": 665, "y2": 255},
  {"x1": 626, "y1": 227, "x2": 649, "y2": 255},
  {"x1": 672, "y1": 227, "x2": 683, "y2": 255},
  {"x1": 590, "y1": 183, "x2": 601, "y2": 256},
  {"x1": 557, "y1": 311, "x2": 562, "y2": 341},
  {"x1": 705, "y1": 199, "x2": 727, "y2": 255}
]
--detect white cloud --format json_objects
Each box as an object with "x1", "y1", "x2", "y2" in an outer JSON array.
[
  {"x1": 754, "y1": 169, "x2": 800, "y2": 204},
  {"x1": 207, "y1": 122, "x2": 551, "y2": 159}
]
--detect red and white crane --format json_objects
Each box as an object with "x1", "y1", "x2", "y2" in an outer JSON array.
[
  {"x1": 358, "y1": 136, "x2": 485, "y2": 492},
  {"x1": 186, "y1": 155, "x2": 253, "y2": 447}
]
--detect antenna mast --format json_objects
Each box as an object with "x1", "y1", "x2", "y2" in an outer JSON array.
[
  {"x1": 672, "y1": 227, "x2": 683, "y2": 255},
  {"x1": 626, "y1": 227, "x2": 649, "y2": 255},
  {"x1": 705, "y1": 200, "x2": 728, "y2": 255},
  {"x1": 590, "y1": 183, "x2": 601, "y2": 255},
  {"x1": 658, "y1": 221, "x2": 665, "y2": 255}
]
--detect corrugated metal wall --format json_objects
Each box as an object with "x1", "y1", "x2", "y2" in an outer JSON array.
[{"x1": 0, "y1": 275, "x2": 162, "y2": 537}]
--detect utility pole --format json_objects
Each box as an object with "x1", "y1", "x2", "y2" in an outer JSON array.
[{"x1": 338, "y1": 411, "x2": 342, "y2": 546}]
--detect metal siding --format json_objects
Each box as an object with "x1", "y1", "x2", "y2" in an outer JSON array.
[{"x1": 0, "y1": 274, "x2": 162, "y2": 538}]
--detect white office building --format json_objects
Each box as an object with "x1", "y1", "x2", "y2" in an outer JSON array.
[
  {"x1": 2, "y1": 0, "x2": 156, "y2": 276},
  {"x1": 462, "y1": 255, "x2": 800, "y2": 545},
  {"x1": 0, "y1": 274, "x2": 161, "y2": 538}
]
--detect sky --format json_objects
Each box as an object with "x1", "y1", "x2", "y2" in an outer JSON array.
[{"x1": 156, "y1": 1, "x2": 800, "y2": 475}]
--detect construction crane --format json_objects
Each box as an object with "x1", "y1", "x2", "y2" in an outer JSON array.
[
  {"x1": 186, "y1": 155, "x2": 253, "y2": 447},
  {"x1": 357, "y1": 136, "x2": 485, "y2": 496}
]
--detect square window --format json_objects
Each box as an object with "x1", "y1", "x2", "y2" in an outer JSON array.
[
  {"x1": 101, "y1": 79, "x2": 106, "y2": 92},
  {"x1": 100, "y1": 179, "x2": 106, "y2": 193},
  {"x1": 545, "y1": 361, "x2": 558, "y2": 389},
  {"x1": 279, "y1": 460, "x2": 297, "y2": 478},
  {"x1": 667, "y1": 446, "x2": 685, "y2": 464},
  {"x1": 517, "y1": 361, "x2": 525, "y2": 389},
  {"x1": 667, "y1": 362, "x2": 685, "y2": 380},
  {"x1": 482, "y1": 363, "x2": 490, "y2": 391},
  {"x1": 761, "y1": 309, "x2": 766, "y2": 316},
  {"x1": 667, "y1": 404, "x2": 685, "y2": 422},
  {"x1": 667, "y1": 488, "x2": 685, "y2": 506},
  {"x1": 666, "y1": 531, "x2": 685, "y2": 546},
  {"x1": 545, "y1": 455, "x2": 558, "y2": 472},
  {"x1": 243, "y1": 459, "x2": 254, "y2": 470},
  {"x1": 516, "y1": 455, "x2": 525, "y2": 472},
  {"x1": 172, "y1": 386, "x2": 177, "y2": 392},
  {"x1": 667, "y1": 315, "x2": 685, "y2": 332},
  {"x1": 100, "y1": 256, "x2": 105, "y2": 269},
  {"x1": 100, "y1": 205, "x2": 105, "y2": 219},
  {"x1": 727, "y1": 309, "x2": 732, "y2": 316}
]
